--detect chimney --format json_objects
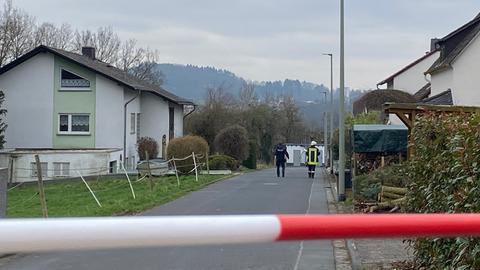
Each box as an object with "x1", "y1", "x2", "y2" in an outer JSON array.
[
  {"x1": 82, "y1": 47, "x2": 96, "y2": 60},
  {"x1": 430, "y1": 38, "x2": 440, "y2": 52}
]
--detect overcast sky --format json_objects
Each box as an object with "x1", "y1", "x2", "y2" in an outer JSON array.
[{"x1": 11, "y1": 0, "x2": 480, "y2": 89}]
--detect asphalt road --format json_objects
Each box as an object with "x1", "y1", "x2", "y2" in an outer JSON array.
[{"x1": 0, "y1": 167, "x2": 334, "y2": 270}]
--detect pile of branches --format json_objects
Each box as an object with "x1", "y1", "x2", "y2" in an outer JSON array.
[{"x1": 358, "y1": 185, "x2": 406, "y2": 213}]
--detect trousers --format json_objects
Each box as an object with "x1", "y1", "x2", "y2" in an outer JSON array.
[
  {"x1": 307, "y1": 165, "x2": 316, "y2": 178},
  {"x1": 276, "y1": 160, "x2": 286, "y2": 177}
]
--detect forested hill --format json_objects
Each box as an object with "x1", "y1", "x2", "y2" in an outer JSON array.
[
  {"x1": 157, "y1": 63, "x2": 368, "y2": 128},
  {"x1": 157, "y1": 63, "x2": 332, "y2": 102}
]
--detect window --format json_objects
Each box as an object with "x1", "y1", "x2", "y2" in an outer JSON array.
[
  {"x1": 136, "y1": 113, "x2": 141, "y2": 140},
  {"x1": 53, "y1": 162, "x2": 70, "y2": 177},
  {"x1": 130, "y1": 113, "x2": 136, "y2": 134},
  {"x1": 109, "y1": 161, "x2": 117, "y2": 174},
  {"x1": 58, "y1": 114, "x2": 90, "y2": 134},
  {"x1": 31, "y1": 162, "x2": 48, "y2": 178},
  {"x1": 60, "y1": 69, "x2": 90, "y2": 89},
  {"x1": 169, "y1": 107, "x2": 174, "y2": 140}
]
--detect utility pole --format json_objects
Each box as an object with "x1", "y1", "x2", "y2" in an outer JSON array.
[
  {"x1": 323, "y1": 53, "x2": 334, "y2": 173},
  {"x1": 338, "y1": 0, "x2": 346, "y2": 201}
]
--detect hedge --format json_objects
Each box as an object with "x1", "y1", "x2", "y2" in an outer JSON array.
[
  {"x1": 167, "y1": 135, "x2": 209, "y2": 174},
  {"x1": 214, "y1": 125, "x2": 249, "y2": 161},
  {"x1": 137, "y1": 137, "x2": 159, "y2": 160},
  {"x1": 405, "y1": 112, "x2": 480, "y2": 269},
  {"x1": 209, "y1": 155, "x2": 238, "y2": 171}
]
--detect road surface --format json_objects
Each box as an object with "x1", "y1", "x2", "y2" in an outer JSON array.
[{"x1": 0, "y1": 167, "x2": 334, "y2": 270}]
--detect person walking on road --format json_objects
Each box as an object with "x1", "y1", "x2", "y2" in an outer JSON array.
[
  {"x1": 306, "y1": 141, "x2": 320, "y2": 179},
  {"x1": 274, "y1": 143, "x2": 289, "y2": 178}
]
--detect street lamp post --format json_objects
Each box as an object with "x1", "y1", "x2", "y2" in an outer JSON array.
[
  {"x1": 323, "y1": 53, "x2": 334, "y2": 173},
  {"x1": 319, "y1": 91, "x2": 328, "y2": 167},
  {"x1": 338, "y1": 0, "x2": 346, "y2": 201}
]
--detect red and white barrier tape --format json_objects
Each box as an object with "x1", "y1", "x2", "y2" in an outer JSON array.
[{"x1": 2, "y1": 214, "x2": 480, "y2": 253}]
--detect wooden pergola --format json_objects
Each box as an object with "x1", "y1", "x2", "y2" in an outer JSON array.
[{"x1": 383, "y1": 103, "x2": 480, "y2": 159}]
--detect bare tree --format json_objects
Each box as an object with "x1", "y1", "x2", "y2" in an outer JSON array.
[
  {"x1": 73, "y1": 26, "x2": 120, "y2": 63},
  {"x1": 0, "y1": 0, "x2": 13, "y2": 67},
  {"x1": 93, "y1": 27, "x2": 121, "y2": 63},
  {"x1": 238, "y1": 82, "x2": 258, "y2": 110},
  {"x1": 205, "y1": 84, "x2": 235, "y2": 109},
  {"x1": 116, "y1": 40, "x2": 163, "y2": 86},
  {"x1": 128, "y1": 48, "x2": 164, "y2": 86},
  {"x1": 34, "y1": 22, "x2": 73, "y2": 50},
  {"x1": 73, "y1": 29, "x2": 94, "y2": 49},
  {"x1": 279, "y1": 94, "x2": 304, "y2": 142},
  {"x1": 55, "y1": 23, "x2": 73, "y2": 50},
  {"x1": 117, "y1": 38, "x2": 144, "y2": 71},
  {"x1": 1, "y1": 1, "x2": 164, "y2": 86},
  {"x1": 8, "y1": 5, "x2": 35, "y2": 59},
  {"x1": 0, "y1": 0, "x2": 36, "y2": 67}
]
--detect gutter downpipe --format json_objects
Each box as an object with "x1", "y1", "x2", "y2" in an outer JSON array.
[
  {"x1": 183, "y1": 104, "x2": 196, "y2": 120},
  {"x1": 124, "y1": 89, "x2": 141, "y2": 167}
]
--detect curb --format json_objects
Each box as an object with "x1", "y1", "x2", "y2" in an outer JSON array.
[{"x1": 324, "y1": 169, "x2": 353, "y2": 270}]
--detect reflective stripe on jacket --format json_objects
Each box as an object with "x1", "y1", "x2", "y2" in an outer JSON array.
[{"x1": 306, "y1": 147, "x2": 318, "y2": 165}]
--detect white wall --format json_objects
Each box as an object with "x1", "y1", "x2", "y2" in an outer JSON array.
[
  {"x1": 139, "y1": 92, "x2": 169, "y2": 159},
  {"x1": 430, "y1": 69, "x2": 454, "y2": 97},
  {"x1": 286, "y1": 145, "x2": 306, "y2": 165},
  {"x1": 0, "y1": 53, "x2": 54, "y2": 148},
  {"x1": 95, "y1": 75, "x2": 124, "y2": 149},
  {"x1": 448, "y1": 33, "x2": 480, "y2": 106},
  {"x1": 0, "y1": 149, "x2": 122, "y2": 183},
  {"x1": 393, "y1": 51, "x2": 440, "y2": 94}
]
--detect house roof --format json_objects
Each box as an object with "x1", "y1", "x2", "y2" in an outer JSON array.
[
  {"x1": 421, "y1": 89, "x2": 453, "y2": 105},
  {"x1": 413, "y1": 83, "x2": 431, "y2": 101},
  {"x1": 0, "y1": 45, "x2": 194, "y2": 105},
  {"x1": 426, "y1": 13, "x2": 480, "y2": 75},
  {"x1": 377, "y1": 50, "x2": 438, "y2": 86},
  {"x1": 353, "y1": 89, "x2": 417, "y2": 115}
]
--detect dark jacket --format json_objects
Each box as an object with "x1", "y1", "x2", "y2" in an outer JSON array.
[{"x1": 275, "y1": 144, "x2": 289, "y2": 162}]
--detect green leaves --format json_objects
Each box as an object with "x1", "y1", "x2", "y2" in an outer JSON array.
[{"x1": 406, "y1": 112, "x2": 480, "y2": 268}]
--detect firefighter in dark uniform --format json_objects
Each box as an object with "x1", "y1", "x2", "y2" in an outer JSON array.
[
  {"x1": 306, "y1": 141, "x2": 320, "y2": 178},
  {"x1": 274, "y1": 143, "x2": 289, "y2": 178}
]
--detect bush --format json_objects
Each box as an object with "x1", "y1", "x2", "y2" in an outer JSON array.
[
  {"x1": 405, "y1": 112, "x2": 480, "y2": 269},
  {"x1": 242, "y1": 140, "x2": 257, "y2": 169},
  {"x1": 353, "y1": 165, "x2": 407, "y2": 202},
  {"x1": 209, "y1": 155, "x2": 238, "y2": 171},
  {"x1": 137, "y1": 137, "x2": 159, "y2": 160},
  {"x1": 167, "y1": 135, "x2": 209, "y2": 173},
  {"x1": 214, "y1": 125, "x2": 249, "y2": 161}
]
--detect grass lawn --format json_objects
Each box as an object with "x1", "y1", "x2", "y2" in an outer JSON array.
[{"x1": 7, "y1": 174, "x2": 230, "y2": 218}]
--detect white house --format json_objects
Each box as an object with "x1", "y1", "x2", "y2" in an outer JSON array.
[
  {"x1": 377, "y1": 49, "x2": 440, "y2": 98},
  {"x1": 425, "y1": 13, "x2": 480, "y2": 106},
  {"x1": 378, "y1": 12, "x2": 480, "y2": 108},
  {"x1": 0, "y1": 45, "x2": 194, "y2": 182}
]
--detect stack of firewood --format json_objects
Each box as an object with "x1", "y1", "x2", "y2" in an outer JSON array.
[{"x1": 368, "y1": 185, "x2": 406, "y2": 213}]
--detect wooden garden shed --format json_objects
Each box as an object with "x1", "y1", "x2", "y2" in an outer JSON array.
[{"x1": 383, "y1": 103, "x2": 480, "y2": 159}]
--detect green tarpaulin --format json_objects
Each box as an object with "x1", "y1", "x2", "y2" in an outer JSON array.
[{"x1": 353, "y1": 125, "x2": 407, "y2": 153}]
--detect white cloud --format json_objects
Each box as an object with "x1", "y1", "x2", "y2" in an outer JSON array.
[{"x1": 10, "y1": 0, "x2": 480, "y2": 89}]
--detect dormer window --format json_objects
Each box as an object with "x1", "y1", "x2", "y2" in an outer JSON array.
[{"x1": 60, "y1": 69, "x2": 90, "y2": 90}]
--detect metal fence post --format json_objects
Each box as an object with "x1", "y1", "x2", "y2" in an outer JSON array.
[{"x1": 0, "y1": 168, "x2": 8, "y2": 218}]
